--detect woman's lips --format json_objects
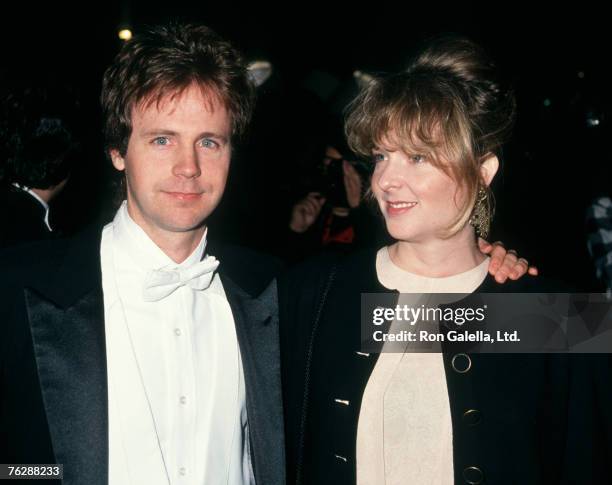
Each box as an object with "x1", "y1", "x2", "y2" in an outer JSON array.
[{"x1": 385, "y1": 200, "x2": 418, "y2": 216}]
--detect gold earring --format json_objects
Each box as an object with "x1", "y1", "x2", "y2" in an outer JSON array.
[{"x1": 469, "y1": 187, "x2": 490, "y2": 239}]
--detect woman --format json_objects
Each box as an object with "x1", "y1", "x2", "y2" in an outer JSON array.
[{"x1": 280, "y1": 36, "x2": 604, "y2": 484}]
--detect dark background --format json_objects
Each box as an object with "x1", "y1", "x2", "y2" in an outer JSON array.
[{"x1": 1, "y1": 0, "x2": 608, "y2": 288}]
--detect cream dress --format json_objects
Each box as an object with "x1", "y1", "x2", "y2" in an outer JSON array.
[{"x1": 356, "y1": 247, "x2": 489, "y2": 485}]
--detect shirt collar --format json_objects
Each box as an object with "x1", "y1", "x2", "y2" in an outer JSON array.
[
  {"x1": 12, "y1": 182, "x2": 52, "y2": 231},
  {"x1": 376, "y1": 246, "x2": 489, "y2": 294},
  {"x1": 112, "y1": 200, "x2": 208, "y2": 273}
]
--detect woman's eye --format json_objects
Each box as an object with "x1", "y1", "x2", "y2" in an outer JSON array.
[
  {"x1": 371, "y1": 153, "x2": 385, "y2": 163},
  {"x1": 152, "y1": 137, "x2": 170, "y2": 146},
  {"x1": 411, "y1": 154, "x2": 426, "y2": 164}
]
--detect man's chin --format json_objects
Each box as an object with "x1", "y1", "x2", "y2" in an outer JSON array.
[
  {"x1": 161, "y1": 219, "x2": 208, "y2": 234},
  {"x1": 160, "y1": 203, "x2": 216, "y2": 228}
]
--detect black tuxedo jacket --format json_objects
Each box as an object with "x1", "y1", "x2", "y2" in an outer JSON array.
[{"x1": 0, "y1": 225, "x2": 286, "y2": 485}]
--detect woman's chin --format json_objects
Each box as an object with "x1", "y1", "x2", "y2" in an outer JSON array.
[
  {"x1": 385, "y1": 221, "x2": 423, "y2": 243},
  {"x1": 386, "y1": 230, "x2": 423, "y2": 244}
]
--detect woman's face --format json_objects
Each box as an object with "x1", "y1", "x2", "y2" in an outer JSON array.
[{"x1": 371, "y1": 142, "x2": 469, "y2": 243}]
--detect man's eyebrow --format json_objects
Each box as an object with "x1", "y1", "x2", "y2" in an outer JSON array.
[
  {"x1": 139, "y1": 130, "x2": 229, "y2": 144},
  {"x1": 199, "y1": 132, "x2": 229, "y2": 144},
  {"x1": 140, "y1": 129, "x2": 179, "y2": 137}
]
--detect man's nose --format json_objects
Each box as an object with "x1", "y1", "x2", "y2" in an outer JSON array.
[{"x1": 172, "y1": 147, "x2": 201, "y2": 178}]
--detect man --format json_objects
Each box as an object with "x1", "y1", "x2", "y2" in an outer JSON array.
[
  {"x1": 0, "y1": 24, "x2": 284, "y2": 484},
  {"x1": 0, "y1": 85, "x2": 78, "y2": 248}
]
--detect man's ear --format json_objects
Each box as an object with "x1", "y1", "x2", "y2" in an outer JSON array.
[
  {"x1": 480, "y1": 154, "x2": 499, "y2": 187},
  {"x1": 110, "y1": 149, "x2": 126, "y2": 171}
]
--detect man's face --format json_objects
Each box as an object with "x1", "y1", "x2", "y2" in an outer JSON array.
[{"x1": 111, "y1": 83, "x2": 232, "y2": 244}]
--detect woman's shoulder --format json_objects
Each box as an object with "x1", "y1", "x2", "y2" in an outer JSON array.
[
  {"x1": 280, "y1": 248, "x2": 379, "y2": 290},
  {"x1": 278, "y1": 248, "x2": 382, "y2": 337}
]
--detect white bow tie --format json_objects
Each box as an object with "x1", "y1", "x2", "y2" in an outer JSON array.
[{"x1": 142, "y1": 255, "x2": 220, "y2": 302}]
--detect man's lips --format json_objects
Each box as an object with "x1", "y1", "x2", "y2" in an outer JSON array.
[
  {"x1": 162, "y1": 191, "x2": 204, "y2": 201},
  {"x1": 384, "y1": 200, "x2": 418, "y2": 216}
]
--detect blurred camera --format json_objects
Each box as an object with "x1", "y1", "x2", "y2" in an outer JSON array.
[{"x1": 317, "y1": 156, "x2": 347, "y2": 208}]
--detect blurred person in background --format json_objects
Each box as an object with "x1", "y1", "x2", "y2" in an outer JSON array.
[
  {"x1": 0, "y1": 84, "x2": 80, "y2": 248},
  {"x1": 287, "y1": 119, "x2": 385, "y2": 261}
]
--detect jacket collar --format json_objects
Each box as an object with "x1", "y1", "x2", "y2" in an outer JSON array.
[{"x1": 24, "y1": 223, "x2": 108, "y2": 484}]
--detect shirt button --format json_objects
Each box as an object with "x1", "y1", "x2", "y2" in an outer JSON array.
[
  {"x1": 179, "y1": 396, "x2": 187, "y2": 405},
  {"x1": 174, "y1": 328, "x2": 182, "y2": 336},
  {"x1": 179, "y1": 467, "x2": 186, "y2": 476}
]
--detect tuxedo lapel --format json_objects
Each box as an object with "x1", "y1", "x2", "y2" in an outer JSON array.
[
  {"x1": 24, "y1": 226, "x2": 108, "y2": 485},
  {"x1": 221, "y1": 273, "x2": 286, "y2": 485}
]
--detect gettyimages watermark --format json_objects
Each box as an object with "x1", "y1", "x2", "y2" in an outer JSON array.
[{"x1": 360, "y1": 293, "x2": 612, "y2": 353}]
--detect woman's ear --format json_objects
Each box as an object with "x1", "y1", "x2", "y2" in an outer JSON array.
[{"x1": 480, "y1": 154, "x2": 499, "y2": 187}]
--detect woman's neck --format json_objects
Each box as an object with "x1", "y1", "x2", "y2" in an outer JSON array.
[{"x1": 389, "y1": 226, "x2": 485, "y2": 278}]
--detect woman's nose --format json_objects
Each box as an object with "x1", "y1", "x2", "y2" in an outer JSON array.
[{"x1": 375, "y1": 162, "x2": 403, "y2": 191}]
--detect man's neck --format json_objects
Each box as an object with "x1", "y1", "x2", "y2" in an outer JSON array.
[
  {"x1": 30, "y1": 187, "x2": 55, "y2": 204},
  {"x1": 123, "y1": 208, "x2": 205, "y2": 264},
  {"x1": 143, "y1": 226, "x2": 206, "y2": 264},
  {"x1": 389, "y1": 227, "x2": 485, "y2": 278},
  {"x1": 30, "y1": 178, "x2": 68, "y2": 203}
]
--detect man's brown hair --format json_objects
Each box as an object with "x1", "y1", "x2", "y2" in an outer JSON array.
[{"x1": 101, "y1": 23, "x2": 255, "y2": 157}]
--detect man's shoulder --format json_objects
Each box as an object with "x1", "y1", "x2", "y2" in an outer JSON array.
[
  {"x1": 0, "y1": 186, "x2": 49, "y2": 243},
  {"x1": 0, "y1": 224, "x2": 103, "y2": 292},
  {"x1": 0, "y1": 238, "x2": 67, "y2": 283}
]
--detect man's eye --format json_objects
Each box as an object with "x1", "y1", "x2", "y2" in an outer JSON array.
[
  {"x1": 371, "y1": 153, "x2": 385, "y2": 163},
  {"x1": 152, "y1": 137, "x2": 170, "y2": 146},
  {"x1": 201, "y1": 138, "x2": 219, "y2": 149},
  {"x1": 411, "y1": 154, "x2": 426, "y2": 164}
]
